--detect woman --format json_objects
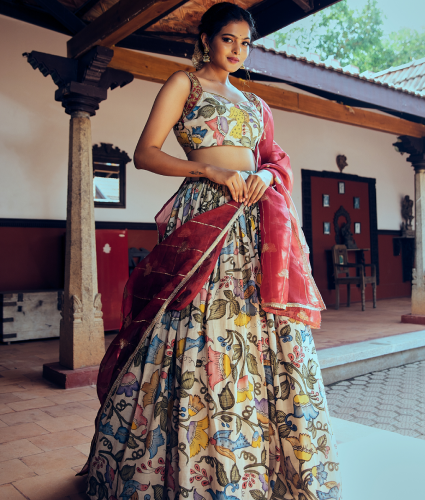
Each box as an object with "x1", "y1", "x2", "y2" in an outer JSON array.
[{"x1": 83, "y1": 4, "x2": 342, "y2": 500}]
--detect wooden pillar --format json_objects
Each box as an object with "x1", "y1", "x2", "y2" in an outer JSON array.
[
  {"x1": 395, "y1": 136, "x2": 425, "y2": 324},
  {"x1": 25, "y1": 47, "x2": 133, "y2": 386},
  {"x1": 59, "y1": 111, "x2": 104, "y2": 369},
  {"x1": 412, "y1": 159, "x2": 425, "y2": 315}
]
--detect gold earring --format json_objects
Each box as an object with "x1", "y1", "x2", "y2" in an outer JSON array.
[
  {"x1": 241, "y1": 62, "x2": 245, "y2": 69},
  {"x1": 203, "y1": 47, "x2": 210, "y2": 63}
]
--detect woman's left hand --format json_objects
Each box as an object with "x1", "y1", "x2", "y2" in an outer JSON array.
[{"x1": 245, "y1": 170, "x2": 273, "y2": 206}]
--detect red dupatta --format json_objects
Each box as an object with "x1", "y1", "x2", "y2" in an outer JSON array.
[
  {"x1": 95, "y1": 96, "x2": 324, "y2": 408},
  {"x1": 256, "y1": 98, "x2": 325, "y2": 326}
]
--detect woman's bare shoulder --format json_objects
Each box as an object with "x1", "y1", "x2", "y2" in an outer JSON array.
[{"x1": 161, "y1": 71, "x2": 192, "y2": 96}]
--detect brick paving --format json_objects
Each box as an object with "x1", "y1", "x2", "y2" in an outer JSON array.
[{"x1": 325, "y1": 360, "x2": 425, "y2": 440}]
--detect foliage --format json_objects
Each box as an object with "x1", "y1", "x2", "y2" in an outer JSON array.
[{"x1": 273, "y1": 0, "x2": 425, "y2": 73}]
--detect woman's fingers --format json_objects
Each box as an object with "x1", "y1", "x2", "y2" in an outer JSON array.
[{"x1": 251, "y1": 184, "x2": 268, "y2": 205}]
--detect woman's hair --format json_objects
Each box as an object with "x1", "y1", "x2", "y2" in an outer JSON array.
[{"x1": 197, "y1": 2, "x2": 258, "y2": 51}]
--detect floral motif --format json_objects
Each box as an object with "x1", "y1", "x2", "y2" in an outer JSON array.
[
  {"x1": 116, "y1": 372, "x2": 140, "y2": 397},
  {"x1": 187, "y1": 415, "x2": 209, "y2": 457},
  {"x1": 236, "y1": 375, "x2": 253, "y2": 402},
  {"x1": 286, "y1": 433, "x2": 318, "y2": 462},
  {"x1": 205, "y1": 346, "x2": 231, "y2": 389}
]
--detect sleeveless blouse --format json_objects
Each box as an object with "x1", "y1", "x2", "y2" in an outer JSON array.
[{"x1": 173, "y1": 72, "x2": 264, "y2": 155}]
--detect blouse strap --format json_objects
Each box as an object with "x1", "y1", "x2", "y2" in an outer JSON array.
[
  {"x1": 243, "y1": 91, "x2": 262, "y2": 115},
  {"x1": 180, "y1": 71, "x2": 203, "y2": 121}
]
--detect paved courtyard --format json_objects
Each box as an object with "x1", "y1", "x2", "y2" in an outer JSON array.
[{"x1": 326, "y1": 359, "x2": 425, "y2": 439}]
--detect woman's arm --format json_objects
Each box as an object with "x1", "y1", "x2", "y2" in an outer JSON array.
[{"x1": 134, "y1": 71, "x2": 247, "y2": 203}]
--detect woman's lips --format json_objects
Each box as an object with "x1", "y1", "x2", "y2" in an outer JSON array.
[{"x1": 227, "y1": 57, "x2": 239, "y2": 64}]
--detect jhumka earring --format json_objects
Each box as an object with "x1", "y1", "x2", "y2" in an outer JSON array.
[
  {"x1": 241, "y1": 62, "x2": 245, "y2": 69},
  {"x1": 203, "y1": 47, "x2": 211, "y2": 63}
]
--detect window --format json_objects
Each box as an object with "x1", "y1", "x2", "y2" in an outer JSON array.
[{"x1": 93, "y1": 143, "x2": 130, "y2": 208}]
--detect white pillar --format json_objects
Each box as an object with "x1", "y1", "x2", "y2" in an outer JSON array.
[{"x1": 59, "y1": 111, "x2": 105, "y2": 369}]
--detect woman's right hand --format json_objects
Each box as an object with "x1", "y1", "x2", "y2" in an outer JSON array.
[{"x1": 204, "y1": 164, "x2": 248, "y2": 204}]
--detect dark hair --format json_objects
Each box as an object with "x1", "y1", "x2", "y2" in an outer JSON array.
[{"x1": 197, "y1": 2, "x2": 258, "y2": 51}]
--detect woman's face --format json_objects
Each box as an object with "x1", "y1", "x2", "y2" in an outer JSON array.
[{"x1": 202, "y1": 20, "x2": 251, "y2": 72}]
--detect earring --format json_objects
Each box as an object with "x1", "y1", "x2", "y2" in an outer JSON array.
[
  {"x1": 241, "y1": 62, "x2": 245, "y2": 69},
  {"x1": 203, "y1": 47, "x2": 210, "y2": 63}
]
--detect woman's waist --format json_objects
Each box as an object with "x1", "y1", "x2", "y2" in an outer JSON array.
[{"x1": 187, "y1": 146, "x2": 257, "y2": 172}]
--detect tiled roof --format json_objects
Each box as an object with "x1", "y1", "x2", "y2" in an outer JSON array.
[
  {"x1": 253, "y1": 38, "x2": 425, "y2": 99},
  {"x1": 372, "y1": 58, "x2": 425, "y2": 96}
]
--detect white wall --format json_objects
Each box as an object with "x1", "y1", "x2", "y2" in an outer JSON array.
[{"x1": 0, "y1": 14, "x2": 414, "y2": 229}]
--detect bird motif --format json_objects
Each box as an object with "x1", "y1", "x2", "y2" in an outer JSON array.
[
  {"x1": 209, "y1": 430, "x2": 251, "y2": 462},
  {"x1": 206, "y1": 484, "x2": 240, "y2": 500}
]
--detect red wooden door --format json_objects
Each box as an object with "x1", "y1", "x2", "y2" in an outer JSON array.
[{"x1": 95, "y1": 229, "x2": 129, "y2": 331}]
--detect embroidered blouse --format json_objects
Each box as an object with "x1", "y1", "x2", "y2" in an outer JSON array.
[{"x1": 173, "y1": 71, "x2": 264, "y2": 155}]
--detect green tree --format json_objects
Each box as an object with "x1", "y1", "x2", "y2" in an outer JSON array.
[{"x1": 273, "y1": 0, "x2": 425, "y2": 73}]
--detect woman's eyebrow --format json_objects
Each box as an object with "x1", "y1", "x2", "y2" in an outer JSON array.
[{"x1": 221, "y1": 33, "x2": 251, "y2": 40}]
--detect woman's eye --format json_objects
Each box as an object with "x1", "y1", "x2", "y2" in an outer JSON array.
[{"x1": 223, "y1": 37, "x2": 233, "y2": 43}]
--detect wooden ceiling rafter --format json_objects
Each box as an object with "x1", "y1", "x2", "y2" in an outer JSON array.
[
  {"x1": 32, "y1": 0, "x2": 86, "y2": 34},
  {"x1": 67, "y1": 0, "x2": 190, "y2": 59},
  {"x1": 108, "y1": 47, "x2": 425, "y2": 138}
]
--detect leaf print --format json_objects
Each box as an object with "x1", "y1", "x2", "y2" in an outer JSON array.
[
  {"x1": 197, "y1": 105, "x2": 216, "y2": 119},
  {"x1": 216, "y1": 105, "x2": 227, "y2": 115},
  {"x1": 193, "y1": 313, "x2": 204, "y2": 324},
  {"x1": 295, "y1": 330, "x2": 303, "y2": 347},
  {"x1": 218, "y1": 382, "x2": 235, "y2": 410},
  {"x1": 318, "y1": 434, "x2": 327, "y2": 448},
  {"x1": 278, "y1": 423, "x2": 291, "y2": 439},
  {"x1": 120, "y1": 464, "x2": 136, "y2": 481},
  {"x1": 181, "y1": 371, "x2": 196, "y2": 390},
  {"x1": 127, "y1": 434, "x2": 138, "y2": 449},
  {"x1": 244, "y1": 285, "x2": 255, "y2": 299},
  {"x1": 228, "y1": 299, "x2": 240, "y2": 319},
  {"x1": 152, "y1": 484, "x2": 164, "y2": 500},
  {"x1": 205, "y1": 97, "x2": 221, "y2": 105},
  {"x1": 261, "y1": 448, "x2": 267, "y2": 464},
  {"x1": 308, "y1": 359, "x2": 318, "y2": 377},
  {"x1": 232, "y1": 343, "x2": 242, "y2": 362},
  {"x1": 281, "y1": 380, "x2": 290, "y2": 400},
  {"x1": 250, "y1": 490, "x2": 265, "y2": 500},
  {"x1": 239, "y1": 136, "x2": 251, "y2": 148},
  {"x1": 271, "y1": 477, "x2": 287, "y2": 500},
  {"x1": 207, "y1": 299, "x2": 228, "y2": 320},
  {"x1": 222, "y1": 140, "x2": 235, "y2": 146},
  {"x1": 247, "y1": 353, "x2": 259, "y2": 376},
  {"x1": 215, "y1": 459, "x2": 229, "y2": 487},
  {"x1": 231, "y1": 463, "x2": 241, "y2": 483},
  {"x1": 276, "y1": 410, "x2": 286, "y2": 424}
]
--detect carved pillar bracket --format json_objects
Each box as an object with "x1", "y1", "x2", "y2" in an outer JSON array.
[
  {"x1": 24, "y1": 47, "x2": 133, "y2": 370},
  {"x1": 394, "y1": 136, "x2": 425, "y2": 315}
]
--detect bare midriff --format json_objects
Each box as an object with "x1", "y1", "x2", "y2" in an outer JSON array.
[{"x1": 187, "y1": 146, "x2": 256, "y2": 172}]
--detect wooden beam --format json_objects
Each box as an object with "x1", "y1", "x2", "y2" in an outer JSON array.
[
  {"x1": 33, "y1": 0, "x2": 86, "y2": 34},
  {"x1": 67, "y1": 0, "x2": 186, "y2": 59},
  {"x1": 109, "y1": 48, "x2": 425, "y2": 139}
]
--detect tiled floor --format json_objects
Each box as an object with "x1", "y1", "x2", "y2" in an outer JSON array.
[
  {"x1": 326, "y1": 360, "x2": 425, "y2": 439},
  {"x1": 0, "y1": 340, "x2": 97, "y2": 499},
  {"x1": 314, "y1": 297, "x2": 422, "y2": 350}
]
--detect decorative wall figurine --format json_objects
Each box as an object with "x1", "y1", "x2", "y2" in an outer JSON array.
[
  {"x1": 323, "y1": 194, "x2": 330, "y2": 207},
  {"x1": 401, "y1": 195, "x2": 414, "y2": 237},
  {"x1": 353, "y1": 197, "x2": 360, "y2": 209},
  {"x1": 336, "y1": 154, "x2": 348, "y2": 172},
  {"x1": 354, "y1": 222, "x2": 361, "y2": 234},
  {"x1": 324, "y1": 222, "x2": 331, "y2": 234},
  {"x1": 333, "y1": 205, "x2": 358, "y2": 248},
  {"x1": 338, "y1": 182, "x2": 345, "y2": 194}
]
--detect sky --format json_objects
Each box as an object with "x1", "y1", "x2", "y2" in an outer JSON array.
[{"x1": 350, "y1": 0, "x2": 424, "y2": 34}]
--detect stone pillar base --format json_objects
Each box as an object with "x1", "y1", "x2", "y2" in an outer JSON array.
[
  {"x1": 43, "y1": 362, "x2": 99, "y2": 389},
  {"x1": 401, "y1": 314, "x2": 425, "y2": 326}
]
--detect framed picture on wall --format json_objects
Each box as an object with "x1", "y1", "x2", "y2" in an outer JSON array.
[
  {"x1": 338, "y1": 182, "x2": 345, "y2": 194},
  {"x1": 354, "y1": 197, "x2": 360, "y2": 209},
  {"x1": 354, "y1": 222, "x2": 361, "y2": 234},
  {"x1": 323, "y1": 194, "x2": 330, "y2": 207},
  {"x1": 324, "y1": 222, "x2": 331, "y2": 234}
]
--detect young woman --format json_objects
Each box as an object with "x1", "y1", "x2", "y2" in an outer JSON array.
[{"x1": 83, "y1": 4, "x2": 342, "y2": 500}]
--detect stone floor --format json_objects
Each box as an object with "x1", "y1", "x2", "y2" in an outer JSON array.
[
  {"x1": 315, "y1": 296, "x2": 422, "y2": 350},
  {"x1": 325, "y1": 360, "x2": 425, "y2": 439}
]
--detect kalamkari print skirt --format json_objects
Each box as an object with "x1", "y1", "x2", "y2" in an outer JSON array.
[{"x1": 86, "y1": 178, "x2": 342, "y2": 500}]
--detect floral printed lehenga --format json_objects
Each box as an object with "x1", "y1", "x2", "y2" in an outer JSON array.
[{"x1": 82, "y1": 76, "x2": 342, "y2": 500}]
